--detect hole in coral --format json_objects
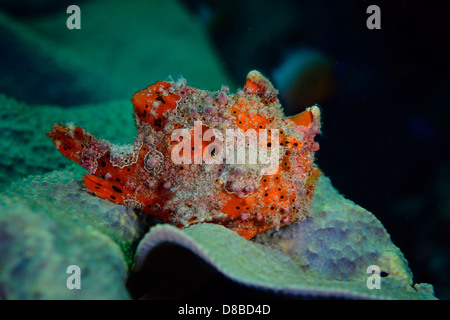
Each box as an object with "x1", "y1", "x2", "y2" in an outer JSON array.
[{"x1": 127, "y1": 244, "x2": 287, "y2": 299}]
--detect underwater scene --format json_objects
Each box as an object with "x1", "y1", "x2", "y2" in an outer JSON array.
[{"x1": 0, "y1": 0, "x2": 448, "y2": 300}]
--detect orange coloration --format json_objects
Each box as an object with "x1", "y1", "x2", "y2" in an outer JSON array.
[
  {"x1": 83, "y1": 174, "x2": 133, "y2": 205},
  {"x1": 131, "y1": 81, "x2": 181, "y2": 131},
  {"x1": 48, "y1": 70, "x2": 321, "y2": 240},
  {"x1": 244, "y1": 78, "x2": 261, "y2": 94},
  {"x1": 47, "y1": 124, "x2": 86, "y2": 163},
  {"x1": 230, "y1": 102, "x2": 274, "y2": 132},
  {"x1": 288, "y1": 109, "x2": 314, "y2": 127}
]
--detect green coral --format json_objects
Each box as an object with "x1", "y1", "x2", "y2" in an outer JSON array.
[
  {"x1": 0, "y1": 95, "x2": 137, "y2": 191},
  {"x1": 0, "y1": 165, "x2": 150, "y2": 299},
  {"x1": 134, "y1": 176, "x2": 436, "y2": 299},
  {"x1": 0, "y1": 197, "x2": 131, "y2": 299},
  {"x1": 0, "y1": 202, "x2": 131, "y2": 299},
  {"x1": 0, "y1": 0, "x2": 234, "y2": 106},
  {"x1": 2, "y1": 165, "x2": 148, "y2": 265},
  {"x1": 0, "y1": 164, "x2": 436, "y2": 299}
]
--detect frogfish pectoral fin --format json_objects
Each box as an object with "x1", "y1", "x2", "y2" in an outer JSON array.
[
  {"x1": 47, "y1": 124, "x2": 136, "y2": 204},
  {"x1": 46, "y1": 124, "x2": 88, "y2": 165},
  {"x1": 47, "y1": 124, "x2": 111, "y2": 174}
]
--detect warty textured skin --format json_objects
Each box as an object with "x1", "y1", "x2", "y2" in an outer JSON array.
[{"x1": 47, "y1": 71, "x2": 321, "y2": 239}]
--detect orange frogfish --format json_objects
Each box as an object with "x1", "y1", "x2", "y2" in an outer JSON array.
[{"x1": 47, "y1": 70, "x2": 321, "y2": 240}]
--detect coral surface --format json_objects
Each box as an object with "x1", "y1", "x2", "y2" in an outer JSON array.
[
  {"x1": 0, "y1": 165, "x2": 435, "y2": 299},
  {"x1": 0, "y1": 166, "x2": 136, "y2": 299},
  {"x1": 0, "y1": 95, "x2": 136, "y2": 191},
  {"x1": 0, "y1": 0, "x2": 233, "y2": 106},
  {"x1": 134, "y1": 175, "x2": 435, "y2": 299}
]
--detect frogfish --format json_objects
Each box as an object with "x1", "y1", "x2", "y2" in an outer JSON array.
[{"x1": 47, "y1": 70, "x2": 322, "y2": 240}]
